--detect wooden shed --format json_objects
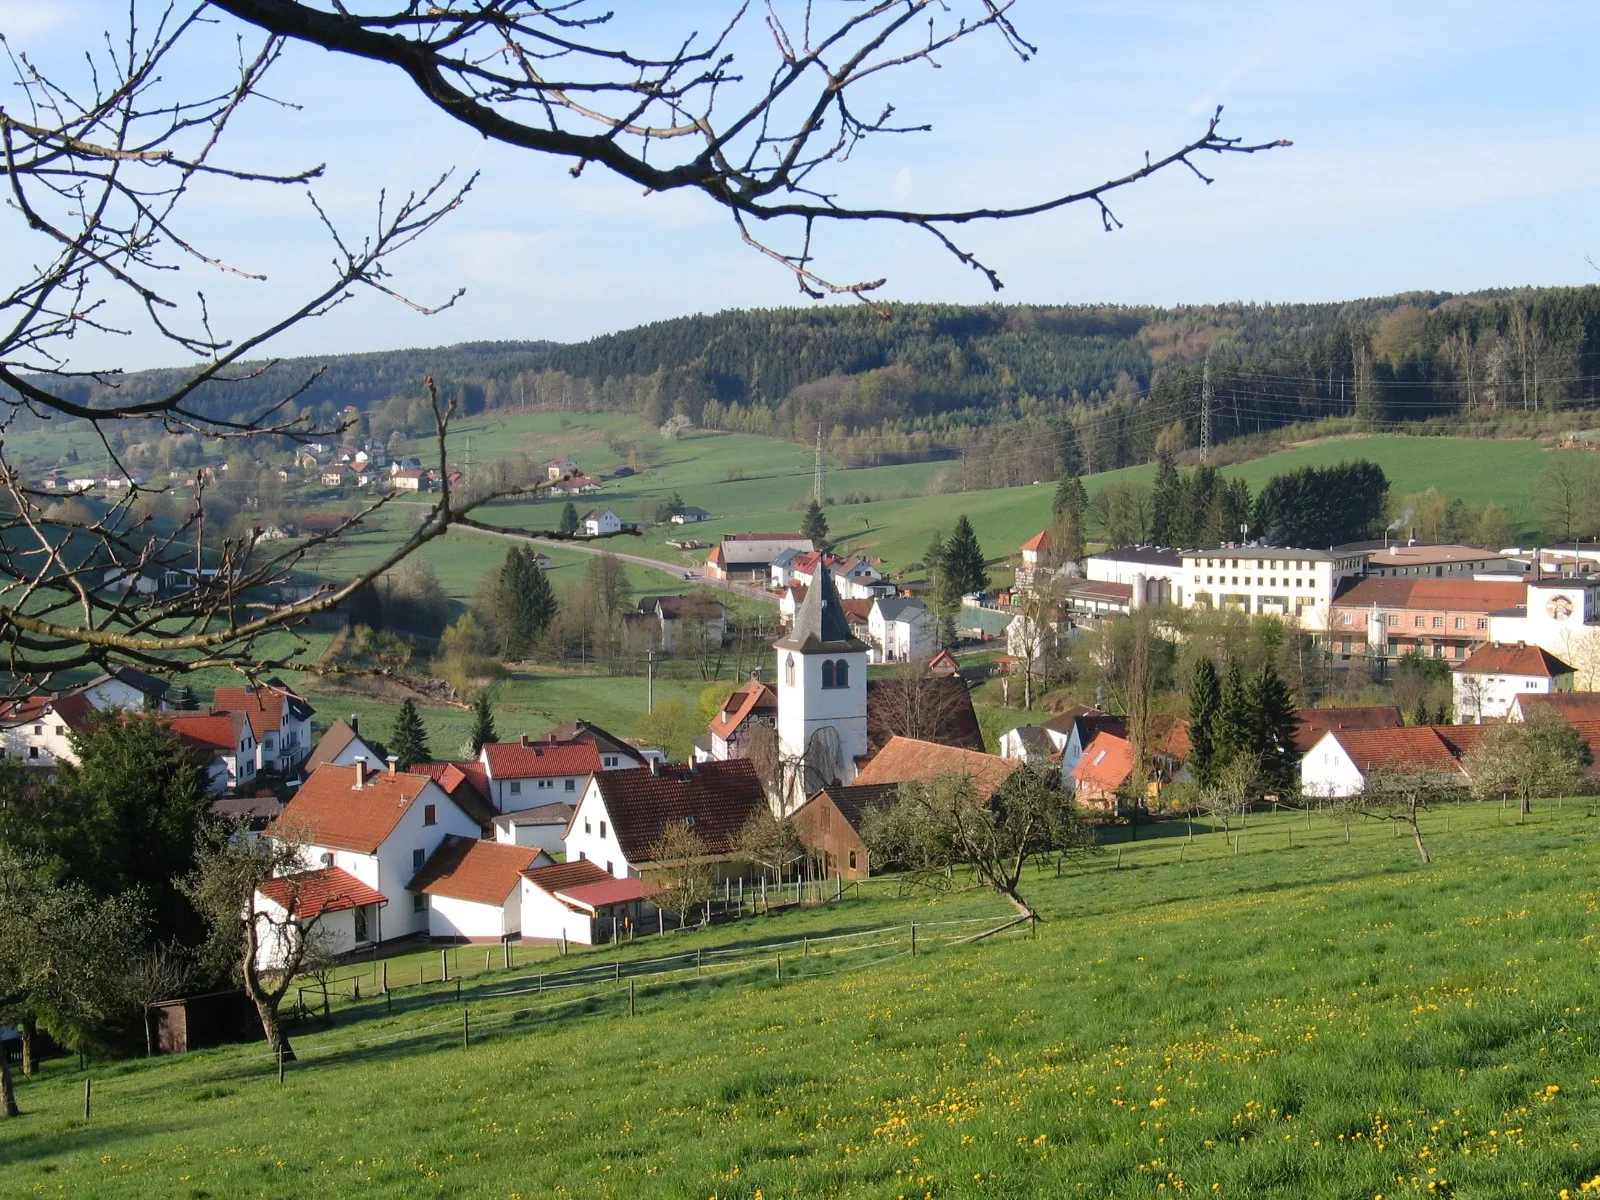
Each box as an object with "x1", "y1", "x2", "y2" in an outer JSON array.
[
  {"x1": 149, "y1": 989, "x2": 264, "y2": 1055},
  {"x1": 790, "y1": 782, "x2": 900, "y2": 880}
]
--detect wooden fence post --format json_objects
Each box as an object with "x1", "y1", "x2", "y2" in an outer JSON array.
[
  {"x1": 910, "y1": 922, "x2": 917, "y2": 957},
  {"x1": 775, "y1": 953, "x2": 782, "y2": 982},
  {"x1": 628, "y1": 979, "x2": 635, "y2": 1017},
  {"x1": 462, "y1": 1007, "x2": 469, "y2": 1048},
  {"x1": 277, "y1": 1045, "x2": 285, "y2": 1084},
  {"x1": 696, "y1": 947, "x2": 702, "y2": 973},
  {"x1": 503, "y1": 941, "x2": 511, "y2": 970},
  {"x1": 83, "y1": 1078, "x2": 91, "y2": 1121},
  {"x1": 441, "y1": 949, "x2": 449, "y2": 982},
  {"x1": 381, "y1": 961, "x2": 387, "y2": 994}
]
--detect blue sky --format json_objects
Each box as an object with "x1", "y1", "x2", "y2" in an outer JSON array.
[{"x1": 7, "y1": 1, "x2": 1600, "y2": 370}]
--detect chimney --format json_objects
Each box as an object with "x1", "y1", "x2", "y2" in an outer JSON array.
[
  {"x1": 649, "y1": 757, "x2": 661, "y2": 777},
  {"x1": 353, "y1": 756, "x2": 368, "y2": 788},
  {"x1": 386, "y1": 754, "x2": 399, "y2": 773},
  {"x1": 520, "y1": 733, "x2": 530, "y2": 748},
  {"x1": 1389, "y1": 545, "x2": 1399, "y2": 556},
  {"x1": 349, "y1": 713, "x2": 359, "y2": 735}
]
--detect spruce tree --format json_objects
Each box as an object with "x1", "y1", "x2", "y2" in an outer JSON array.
[
  {"x1": 943, "y1": 515, "x2": 989, "y2": 598},
  {"x1": 801, "y1": 500, "x2": 829, "y2": 546},
  {"x1": 1150, "y1": 451, "x2": 1183, "y2": 546},
  {"x1": 1247, "y1": 662, "x2": 1300, "y2": 796},
  {"x1": 558, "y1": 502, "x2": 579, "y2": 536},
  {"x1": 468, "y1": 691, "x2": 497, "y2": 755},
  {"x1": 1187, "y1": 658, "x2": 1222, "y2": 789},
  {"x1": 1214, "y1": 658, "x2": 1253, "y2": 767},
  {"x1": 493, "y1": 546, "x2": 531, "y2": 658},
  {"x1": 1053, "y1": 474, "x2": 1088, "y2": 520},
  {"x1": 390, "y1": 698, "x2": 431, "y2": 770},
  {"x1": 525, "y1": 551, "x2": 557, "y2": 642}
]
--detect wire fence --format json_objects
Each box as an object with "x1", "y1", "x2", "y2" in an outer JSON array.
[{"x1": 36, "y1": 913, "x2": 1031, "y2": 1120}]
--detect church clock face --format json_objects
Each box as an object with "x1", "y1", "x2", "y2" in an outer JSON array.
[{"x1": 1547, "y1": 594, "x2": 1574, "y2": 620}]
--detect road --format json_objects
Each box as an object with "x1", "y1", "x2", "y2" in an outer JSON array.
[{"x1": 460, "y1": 524, "x2": 778, "y2": 607}]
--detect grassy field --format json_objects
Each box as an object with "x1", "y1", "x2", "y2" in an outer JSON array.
[{"x1": 5, "y1": 800, "x2": 1599, "y2": 1197}]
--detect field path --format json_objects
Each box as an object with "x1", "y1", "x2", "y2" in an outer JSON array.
[{"x1": 459, "y1": 522, "x2": 778, "y2": 606}]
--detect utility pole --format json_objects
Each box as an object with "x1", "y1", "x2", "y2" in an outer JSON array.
[
  {"x1": 465, "y1": 435, "x2": 473, "y2": 490},
  {"x1": 646, "y1": 650, "x2": 655, "y2": 713},
  {"x1": 813, "y1": 423, "x2": 824, "y2": 505},
  {"x1": 1199, "y1": 355, "x2": 1212, "y2": 464}
]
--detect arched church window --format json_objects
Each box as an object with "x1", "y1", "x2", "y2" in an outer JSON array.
[
  {"x1": 785, "y1": 654, "x2": 795, "y2": 687},
  {"x1": 834, "y1": 659, "x2": 850, "y2": 688},
  {"x1": 821, "y1": 660, "x2": 835, "y2": 688}
]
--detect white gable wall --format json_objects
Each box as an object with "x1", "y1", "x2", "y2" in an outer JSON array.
[
  {"x1": 521, "y1": 881, "x2": 597, "y2": 945},
  {"x1": 1299, "y1": 734, "x2": 1365, "y2": 798},
  {"x1": 427, "y1": 888, "x2": 519, "y2": 941},
  {"x1": 563, "y1": 780, "x2": 632, "y2": 877}
]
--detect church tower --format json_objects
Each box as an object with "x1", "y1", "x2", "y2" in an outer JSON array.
[{"x1": 774, "y1": 562, "x2": 869, "y2": 807}]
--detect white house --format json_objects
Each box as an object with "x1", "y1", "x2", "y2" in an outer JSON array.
[
  {"x1": 0, "y1": 692, "x2": 95, "y2": 767},
  {"x1": 162, "y1": 712, "x2": 257, "y2": 793},
  {"x1": 1451, "y1": 641, "x2": 1575, "y2": 723},
  {"x1": 1488, "y1": 578, "x2": 1600, "y2": 690},
  {"x1": 302, "y1": 716, "x2": 385, "y2": 773},
  {"x1": 832, "y1": 556, "x2": 891, "y2": 600},
  {"x1": 520, "y1": 859, "x2": 659, "y2": 946},
  {"x1": 479, "y1": 735, "x2": 601, "y2": 813},
  {"x1": 867, "y1": 596, "x2": 936, "y2": 663},
  {"x1": 490, "y1": 801, "x2": 575, "y2": 853},
  {"x1": 582, "y1": 507, "x2": 622, "y2": 537},
  {"x1": 265, "y1": 758, "x2": 481, "y2": 942},
  {"x1": 670, "y1": 507, "x2": 711, "y2": 524},
  {"x1": 407, "y1": 835, "x2": 553, "y2": 942},
  {"x1": 563, "y1": 758, "x2": 768, "y2": 879},
  {"x1": 701, "y1": 676, "x2": 778, "y2": 762},
  {"x1": 254, "y1": 866, "x2": 390, "y2": 971},
  {"x1": 212, "y1": 683, "x2": 315, "y2": 776},
  {"x1": 1298, "y1": 727, "x2": 1468, "y2": 799},
  {"x1": 769, "y1": 548, "x2": 805, "y2": 589}
]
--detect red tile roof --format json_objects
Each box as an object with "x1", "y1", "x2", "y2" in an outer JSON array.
[
  {"x1": 1331, "y1": 576, "x2": 1525, "y2": 614},
  {"x1": 212, "y1": 683, "x2": 311, "y2": 739},
  {"x1": 521, "y1": 859, "x2": 614, "y2": 894},
  {"x1": 556, "y1": 876, "x2": 659, "y2": 912},
  {"x1": 1514, "y1": 693, "x2": 1600, "y2": 722},
  {"x1": 1326, "y1": 727, "x2": 1465, "y2": 776},
  {"x1": 407, "y1": 835, "x2": 545, "y2": 905},
  {"x1": 709, "y1": 677, "x2": 777, "y2": 740},
  {"x1": 854, "y1": 736, "x2": 1018, "y2": 801},
  {"x1": 258, "y1": 866, "x2": 387, "y2": 918},
  {"x1": 268, "y1": 763, "x2": 437, "y2": 854},
  {"x1": 591, "y1": 760, "x2": 768, "y2": 862},
  {"x1": 482, "y1": 739, "x2": 602, "y2": 779},
  {"x1": 1072, "y1": 731, "x2": 1134, "y2": 792},
  {"x1": 410, "y1": 762, "x2": 497, "y2": 828},
  {"x1": 161, "y1": 712, "x2": 245, "y2": 753},
  {"x1": 1455, "y1": 642, "x2": 1574, "y2": 678},
  {"x1": 1021, "y1": 530, "x2": 1051, "y2": 553},
  {"x1": 1291, "y1": 706, "x2": 1405, "y2": 753}
]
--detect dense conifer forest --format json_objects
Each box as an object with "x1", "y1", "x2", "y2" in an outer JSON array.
[{"x1": 15, "y1": 287, "x2": 1600, "y2": 477}]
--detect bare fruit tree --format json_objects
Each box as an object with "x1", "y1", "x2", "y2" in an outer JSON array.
[{"x1": 1, "y1": 2, "x2": 1285, "y2": 692}]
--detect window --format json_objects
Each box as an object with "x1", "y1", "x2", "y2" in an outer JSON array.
[
  {"x1": 834, "y1": 660, "x2": 850, "y2": 688},
  {"x1": 606, "y1": 861, "x2": 614, "y2": 874},
  {"x1": 28, "y1": 746, "x2": 38, "y2": 759},
  {"x1": 848, "y1": 849, "x2": 858, "y2": 870},
  {"x1": 413, "y1": 894, "x2": 426, "y2": 913},
  {"x1": 685, "y1": 815, "x2": 698, "y2": 826},
  {"x1": 1455, "y1": 617, "x2": 1466, "y2": 630},
  {"x1": 600, "y1": 820, "x2": 608, "y2": 838},
  {"x1": 1387, "y1": 614, "x2": 1399, "y2": 627},
  {"x1": 585, "y1": 818, "x2": 592, "y2": 834},
  {"x1": 1414, "y1": 616, "x2": 1426, "y2": 628},
  {"x1": 412, "y1": 848, "x2": 426, "y2": 871},
  {"x1": 423, "y1": 804, "x2": 436, "y2": 826},
  {"x1": 32, "y1": 724, "x2": 41, "y2": 735},
  {"x1": 53, "y1": 725, "x2": 63, "y2": 736},
  {"x1": 1341, "y1": 612, "x2": 1352, "y2": 626},
  {"x1": 565, "y1": 778, "x2": 576, "y2": 792},
  {"x1": 578, "y1": 850, "x2": 587, "y2": 861},
  {"x1": 510, "y1": 780, "x2": 522, "y2": 795},
  {"x1": 1432, "y1": 616, "x2": 1443, "y2": 629},
  {"x1": 604, "y1": 756, "x2": 616, "y2": 768},
  {"x1": 1477, "y1": 618, "x2": 1488, "y2": 630},
  {"x1": 354, "y1": 908, "x2": 368, "y2": 941},
  {"x1": 538, "y1": 778, "x2": 552, "y2": 790},
  {"x1": 1432, "y1": 644, "x2": 1444, "y2": 658},
  {"x1": 821, "y1": 660, "x2": 835, "y2": 688}
]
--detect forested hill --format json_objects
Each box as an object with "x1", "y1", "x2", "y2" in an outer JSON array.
[{"x1": 15, "y1": 287, "x2": 1600, "y2": 477}]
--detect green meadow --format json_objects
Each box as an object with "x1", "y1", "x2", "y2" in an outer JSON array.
[{"x1": 4, "y1": 800, "x2": 1598, "y2": 1198}]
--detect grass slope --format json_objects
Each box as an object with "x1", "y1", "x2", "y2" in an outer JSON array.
[{"x1": 5, "y1": 802, "x2": 1599, "y2": 1198}]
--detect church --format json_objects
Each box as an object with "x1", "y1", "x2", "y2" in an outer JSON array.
[{"x1": 696, "y1": 563, "x2": 984, "y2": 812}]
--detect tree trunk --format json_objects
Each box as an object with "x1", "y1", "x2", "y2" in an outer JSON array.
[
  {"x1": 144, "y1": 1008, "x2": 154, "y2": 1058},
  {"x1": 20, "y1": 1018, "x2": 36, "y2": 1077},
  {"x1": 0, "y1": 1061, "x2": 16, "y2": 1118},
  {"x1": 998, "y1": 886, "x2": 1036, "y2": 918},
  {"x1": 1520, "y1": 794, "x2": 1530, "y2": 823},
  {"x1": 1411, "y1": 820, "x2": 1431, "y2": 864},
  {"x1": 252, "y1": 995, "x2": 295, "y2": 1061}
]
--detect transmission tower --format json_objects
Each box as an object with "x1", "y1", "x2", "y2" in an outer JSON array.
[
  {"x1": 1199, "y1": 355, "x2": 1213, "y2": 463},
  {"x1": 813, "y1": 423, "x2": 825, "y2": 505}
]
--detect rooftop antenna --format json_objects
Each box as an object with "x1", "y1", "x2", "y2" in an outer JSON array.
[
  {"x1": 1199, "y1": 355, "x2": 1213, "y2": 464},
  {"x1": 813, "y1": 423, "x2": 825, "y2": 506}
]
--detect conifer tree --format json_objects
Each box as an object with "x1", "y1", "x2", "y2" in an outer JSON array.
[
  {"x1": 801, "y1": 500, "x2": 829, "y2": 546},
  {"x1": 1053, "y1": 474, "x2": 1088, "y2": 521},
  {"x1": 468, "y1": 691, "x2": 497, "y2": 756},
  {"x1": 525, "y1": 553, "x2": 557, "y2": 641},
  {"x1": 1187, "y1": 658, "x2": 1222, "y2": 789},
  {"x1": 1247, "y1": 662, "x2": 1300, "y2": 796},
  {"x1": 1214, "y1": 658, "x2": 1253, "y2": 767},
  {"x1": 943, "y1": 515, "x2": 989, "y2": 598},
  {"x1": 558, "y1": 502, "x2": 579, "y2": 536},
  {"x1": 389, "y1": 699, "x2": 431, "y2": 770},
  {"x1": 1150, "y1": 450, "x2": 1183, "y2": 546}
]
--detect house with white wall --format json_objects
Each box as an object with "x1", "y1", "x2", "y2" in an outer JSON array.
[
  {"x1": 213, "y1": 682, "x2": 315, "y2": 776},
  {"x1": 479, "y1": 736, "x2": 601, "y2": 813},
  {"x1": 162, "y1": 712, "x2": 257, "y2": 793},
  {"x1": 1299, "y1": 727, "x2": 1472, "y2": 799},
  {"x1": 520, "y1": 859, "x2": 660, "y2": 946},
  {"x1": 406, "y1": 835, "x2": 553, "y2": 942},
  {"x1": 1452, "y1": 642, "x2": 1575, "y2": 723},
  {"x1": 868, "y1": 596, "x2": 936, "y2": 663},
  {"x1": 581, "y1": 507, "x2": 622, "y2": 537},
  {"x1": 253, "y1": 866, "x2": 390, "y2": 971},
  {"x1": 264, "y1": 758, "x2": 480, "y2": 943},
  {"x1": 302, "y1": 716, "x2": 384, "y2": 773},
  {"x1": 563, "y1": 759, "x2": 768, "y2": 879},
  {"x1": 490, "y1": 801, "x2": 576, "y2": 853}
]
